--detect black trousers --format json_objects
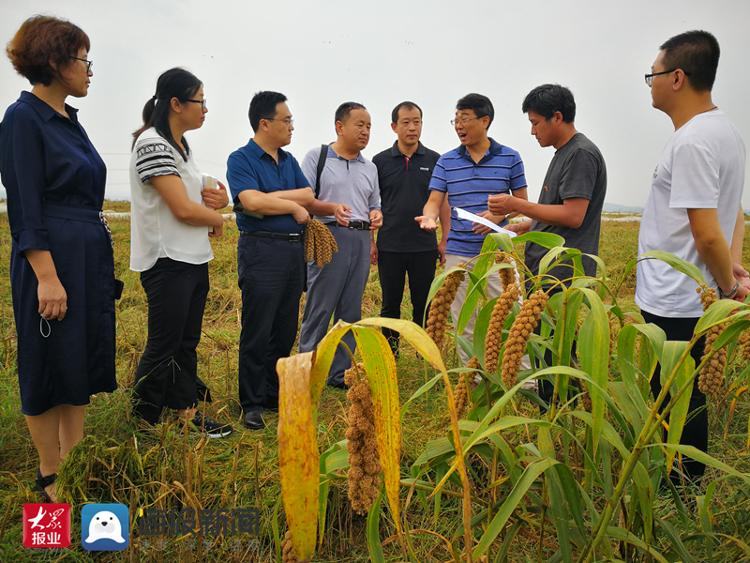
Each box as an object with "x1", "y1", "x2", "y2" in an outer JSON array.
[
  {"x1": 238, "y1": 236, "x2": 305, "y2": 413},
  {"x1": 377, "y1": 250, "x2": 438, "y2": 352},
  {"x1": 641, "y1": 310, "x2": 707, "y2": 482},
  {"x1": 133, "y1": 258, "x2": 211, "y2": 424}
]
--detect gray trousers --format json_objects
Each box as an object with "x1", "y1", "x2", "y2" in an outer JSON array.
[
  {"x1": 298, "y1": 226, "x2": 371, "y2": 384},
  {"x1": 445, "y1": 253, "x2": 503, "y2": 364}
]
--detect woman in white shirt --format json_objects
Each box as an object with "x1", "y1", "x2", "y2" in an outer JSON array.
[{"x1": 129, "y1": 67, "x2": 232, "y2": 438}]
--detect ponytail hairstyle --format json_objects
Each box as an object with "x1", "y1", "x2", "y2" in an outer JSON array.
[{"x1": 132, "y1": 67, "x2": 202, "y2": 161}]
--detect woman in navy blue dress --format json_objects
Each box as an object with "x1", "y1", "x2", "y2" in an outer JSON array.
[{"x1": 0, "y1": 16, "x2": 117, "y2": 502}]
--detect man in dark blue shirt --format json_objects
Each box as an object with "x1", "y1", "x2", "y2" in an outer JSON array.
[{"x1": 226, "y1": 91, "x2": 314, "y2": 430}]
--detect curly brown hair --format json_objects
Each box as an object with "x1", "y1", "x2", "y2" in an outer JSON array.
[{"x1": 6, "y1": 15, "x2": 90, "y2": 86}]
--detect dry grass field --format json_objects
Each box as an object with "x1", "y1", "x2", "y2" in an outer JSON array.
[{"x1": 0, "y1": 207, "x2": 748, "y2": 561}]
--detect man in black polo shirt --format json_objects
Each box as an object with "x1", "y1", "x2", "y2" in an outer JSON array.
[{"x1": 372, "y1": 101, "x2": 449, "y2": 353}]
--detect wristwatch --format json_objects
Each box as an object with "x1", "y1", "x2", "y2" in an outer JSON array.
[{"x1": 718, "y1": 280, "x2": 739, "y2": 299}]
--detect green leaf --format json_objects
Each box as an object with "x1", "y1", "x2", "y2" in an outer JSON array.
[
  {"x1": 412, "y1": 437, "x2": 454, "y2": 467},
  {"x1": 650, "y1": 444, "x2": 750, "y2": 484},
  {"x1": 640, "y1": 250, "x2": 706, "y2": 284},
  {"x1": 472, "y1": 457, "x2": 559, "y2": 558},
  {"x1": 575, "y1": 287, "x2": 610, "y2": 455},
  {"x1": 457, "y1": 267, "x2": 488, "y2": 334},
  {"x1": 605, "y1": 526, "x2": 669, "y2": 563},
  {"x1": 608, "y1": 381, "x2": 646, "y2": 435},
  {"x1": 539, "y1": 427, "x2": 573, "y2": 561},
  {"x1": 317, "y1": 479, "x2": 329, "y2": 546},
  {"x1": 549, "y1": 289, "x2": 583, "y2": 368},
  {"x1": 320, "y1": 440, "x2": 348, "y2": 475},
  {"x1": 659, "y1": 341, "x2": 696, "y2": 473},
  {"x1": 514, "y1": 231, "x2": 566, "y2": 248},
  {"x1": 714, "y1": 318, "x2": 750, "y2": 349},
  {"x1": 318, "y1": 440, "x2": 348, "y2": 545},
  {"x1": 425, "y1": 265, "x2": 466, "y2": 309},
  {"x1": 485, "y1": 231, "x2": 515, "y2": 252},
  {"x1": 632, "y1": 322, "x2": 667, "y2": 359},
  {"x1": 656, "y1": 519, "x2": 697, "y2": 563},
  {"x1": 433, "y1": 368, "x2": 587, "y2": 492},
  {"x1": 366, "y1": 492, "x2": 385, "y2": 563},
  {"x1": 583, "y1": 251, "x2": 607, "y2": 279},
  {"x1": 553, "y1": 463, "x2": 589, "y2": 541},
  {"x1": 697, "y1": 480, "x2": 717, "y2": 535},
  {"x1": 402, "y1": 373, "x2": 443, "y2": 417},
  {"x1": 695, "y1": 301, "x2": 750, "y2": 336},
  {"x1": 571, "y1": 411, "x2": 631, "y2": 458},
  {"x1": 538, "y1": 246, "x2": 575, "y2": 277}
]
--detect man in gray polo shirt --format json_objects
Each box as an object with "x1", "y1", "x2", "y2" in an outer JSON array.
[{"x1": 298, "y1": 102, "x2": 382, "y2": 388}]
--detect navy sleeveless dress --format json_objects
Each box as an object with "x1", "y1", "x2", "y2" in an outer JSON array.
[{"x1": 0, "y1": 91, "x2": 117, "y2": 415}]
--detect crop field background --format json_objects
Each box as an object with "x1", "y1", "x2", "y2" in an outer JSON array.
[{"x1": 0, "y1": 207, "x2": 748, "y2": 561}]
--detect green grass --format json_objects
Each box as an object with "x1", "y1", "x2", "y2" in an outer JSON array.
[{"x1": 0, "y1": 208, "x2": 748, "y2": 561}]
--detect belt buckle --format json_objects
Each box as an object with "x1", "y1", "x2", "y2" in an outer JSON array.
[{"x1": 289, "y1": 232, "x2": 301, "y2": 241}]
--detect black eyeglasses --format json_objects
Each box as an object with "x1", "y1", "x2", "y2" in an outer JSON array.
[
  {"x1": 644, "y1": 68, "x2": 690, "y2": 87},
  {"x1": 185, "y1": 99, "x2": 208, "y2": 110},
  {"x1": 71, "y1": 56, "x2": 93, "y2": 72}
]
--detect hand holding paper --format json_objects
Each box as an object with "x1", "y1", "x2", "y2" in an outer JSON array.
[{"x1": 454, "y1": 207, "x2": 517, "y2": 237}]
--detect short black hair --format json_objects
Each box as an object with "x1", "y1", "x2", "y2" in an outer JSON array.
[
  {"x1": 335, "y1": 101, "x2": 367, "y2": 123},
  {"x1": 522, "y1": 84, "x2": 576, "y2": 122},
  {"x1": 456, "y1": 93, "x2": 494, "y2": 128},
  {"x1": 660, "y1": 30, "x2": 720, "y2": 91},
  {"x1": 248, "y1": 91, "x2": 288, "y2": 132},
  {"x1": 391, "y1": 101, "x2": 423, "y2": 124}
]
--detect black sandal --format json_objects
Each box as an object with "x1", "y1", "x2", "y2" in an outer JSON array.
[{"x1": 35, "y1": 470, "x2": 57, "y2": 503}]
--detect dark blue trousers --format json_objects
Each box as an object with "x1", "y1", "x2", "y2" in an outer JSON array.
[{"x1": 237, "y1": 235, "x2": 305, "y2": 413}]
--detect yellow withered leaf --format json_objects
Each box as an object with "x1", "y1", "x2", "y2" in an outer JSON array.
[
  {"x1": 309, "y1": 322, "x2": 351, "y2": 419},
  {"x1": 352, "y1": 326, "x2": 402, "y2": 531},
  {"x1": 354, "y1": 317, "x2": 474, "y2": 553},
  {"x1": 277, "y1": 352, "x2": 318, "y2": 562},
  {"x1": 357, "y1": 317, "x2": 447, "y2": 374}
]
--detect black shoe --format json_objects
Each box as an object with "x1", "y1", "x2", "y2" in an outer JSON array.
[
  {"x1": 243, "y1": 410, "x2": 265, "y2": 430},
  {"x1": 189, "y1": 413, "x2": 233, "y2": 439},
  {"x1": 327, "y1": 379, "x2": 348, "y2": 390},
  {"x1": 35, "y1": 469, "x2": 57, "y2": 503}
]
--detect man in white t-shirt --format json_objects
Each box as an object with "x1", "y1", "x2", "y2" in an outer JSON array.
[{"x1": 637, "y1": 30, "x2": 748, "y2": 483}]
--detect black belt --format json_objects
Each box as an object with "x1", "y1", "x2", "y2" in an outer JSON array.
[
  {"x1": 240, "y1": 230, "x2": 302, "y2": 242},
  {"x1": 325, "y1": 220, "x2": 370, "y2": 231}
]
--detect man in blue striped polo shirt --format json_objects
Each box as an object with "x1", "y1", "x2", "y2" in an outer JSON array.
[{"x1": 417, "y1": 93, "x2": 527, "y2": 361}]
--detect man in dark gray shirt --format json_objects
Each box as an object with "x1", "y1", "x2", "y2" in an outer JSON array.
[{"x1": 488, "y1": 84, "x2": 606, "y2": 282}]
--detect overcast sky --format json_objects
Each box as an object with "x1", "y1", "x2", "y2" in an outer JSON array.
[{"x1": 1, "y1": 0, "x2": 749, "y2": 209}]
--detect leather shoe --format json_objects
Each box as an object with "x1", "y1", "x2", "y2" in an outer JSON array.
[{"x1": 243, "y1": 410, "x2": 265, "y2": 430}]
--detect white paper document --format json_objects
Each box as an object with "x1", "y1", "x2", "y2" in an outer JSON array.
[{"x1": 453, "y1": 207, "x2": 517, "y2": 237}]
